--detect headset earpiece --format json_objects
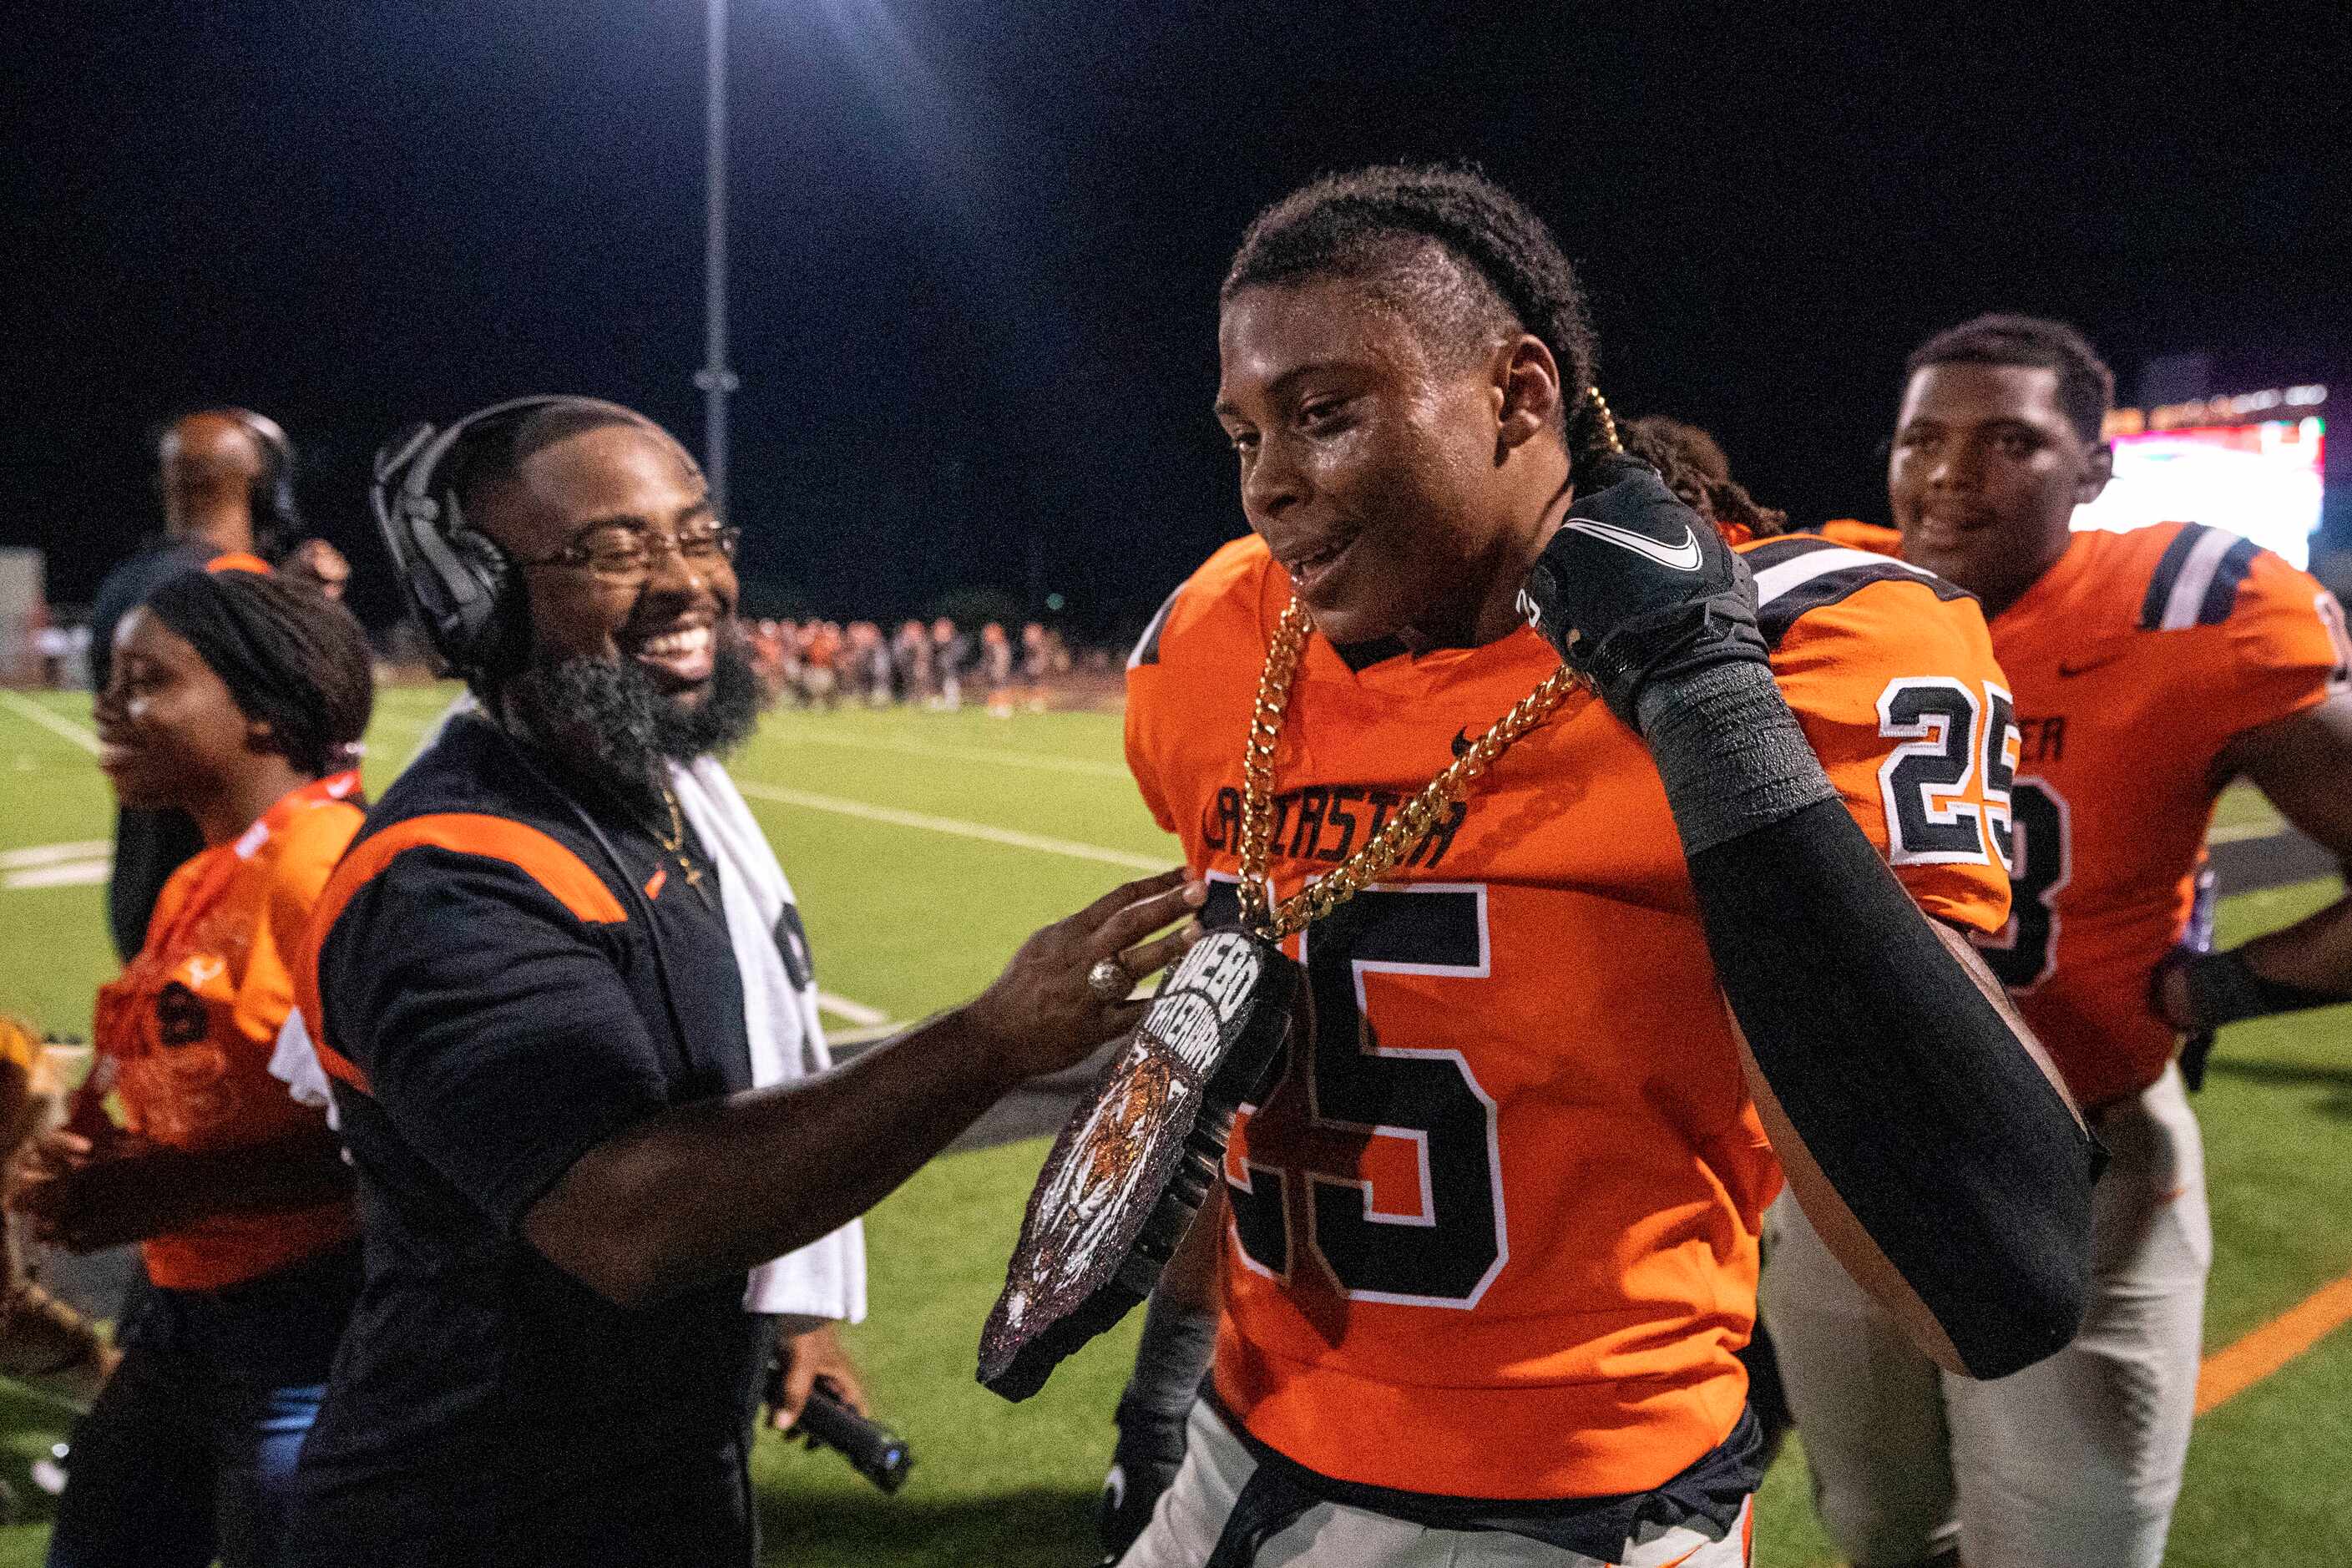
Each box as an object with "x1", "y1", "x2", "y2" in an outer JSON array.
[
  {"x1": 228, "y1": 410, "x2": 302, "y2": 559},
  {"x1": 372, "y1": 394, "x2": 635, "y2": 685}
]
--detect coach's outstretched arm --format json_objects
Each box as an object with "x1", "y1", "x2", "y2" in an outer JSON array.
[
  {"x1": 1521, "y1": 459, "x2": 2098, "y2": 1379},
  {"x1": 518, "y1": 872, "x2": 1204, "y2": 1310}
]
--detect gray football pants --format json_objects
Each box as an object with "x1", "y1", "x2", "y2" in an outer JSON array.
[{"x1": 1758, "y1": 1061, "x2": 2208, "y2": 1568}]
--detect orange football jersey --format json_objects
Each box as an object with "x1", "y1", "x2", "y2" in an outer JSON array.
[
  {"x1": 1818, "y1": 519, "x2": 2350, "y2": 1105},
  {"x1": 92, "y1": 772, "x2": 365, "y2": 1289},
  {"x1": 1124, "y1": 534, "x2": 2015, "y2": 1500},
  {"x1": 1970, "y1": 524, "x2": 2345, "y2": 1105}
]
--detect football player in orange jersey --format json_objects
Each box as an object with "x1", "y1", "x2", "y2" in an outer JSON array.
[
  {"x1": 1099, "y1": 167, "x2": 2099, "y2": 1568},
  {"x1": 1763, "y1": 315, "x2": 2352, "y2": 1568}
]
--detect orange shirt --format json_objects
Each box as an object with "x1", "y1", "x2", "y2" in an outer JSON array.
[
  {"x1": 1820, "y1": 520, "x2": 2349, "y2": 1105},
  {"x1": 93, "y1": 771, "x2": 364, "y2": 1289},
  {"x1": 1125, "y1": 535, "x2": 2012, "y2": 1500}
]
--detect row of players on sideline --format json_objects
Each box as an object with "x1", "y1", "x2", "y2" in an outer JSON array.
[
  {"x1": 746, "y1": 616, "x2": 1084, "y2": 714},
  {"x1": 3, "y1": 164, "x2": 2347, "y2": 1568}
]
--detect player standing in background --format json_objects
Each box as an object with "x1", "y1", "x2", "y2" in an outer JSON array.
[
  {"x1": 1620, "y1": 415, "x2": 1793, "y2": 546},
  {"x1": 1104, "y1": 166, "x2": 2099, "y2": 1568},
  {"x1": 1763, "y1": 315, "x2": 2352, "y2": 1568}
]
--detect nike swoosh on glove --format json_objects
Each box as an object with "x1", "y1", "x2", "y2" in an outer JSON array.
[{"x1": 1518, "y1": 456, "x2": 1770, "y2": 729}]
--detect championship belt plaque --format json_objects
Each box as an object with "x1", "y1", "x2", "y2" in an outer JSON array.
[{"x1": 978, "y1": 928, "x2": 1297, "y2": 1401}]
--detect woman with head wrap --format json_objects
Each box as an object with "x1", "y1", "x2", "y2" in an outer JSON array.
[{"x1": 9, "y1": 568, "x2": 374, "y2": 1568}]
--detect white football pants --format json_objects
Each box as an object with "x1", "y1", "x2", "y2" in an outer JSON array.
[
  {"x1": 1758, "y1": 1060, "x2": 2208, "y2": 1568},
  {"x1": 1118, "y1": 1399, "x2": 1753, "y2": 1568}
]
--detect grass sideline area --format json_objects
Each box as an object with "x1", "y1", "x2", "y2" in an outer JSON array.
[{"x1": 0, "y1": 685, "x2": 2344, "y2": 1565}]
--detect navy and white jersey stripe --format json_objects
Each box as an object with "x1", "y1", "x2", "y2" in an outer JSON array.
[
  {"x1": 1128, "y1": 582, "x2": 1187, "y2": 670},
  {"x1": 1747, "y1": 536, "x2": 1973, "y2": 649},
  {"x1": 2137, "y1": 523, "x2": 2261, "y2": 631}
]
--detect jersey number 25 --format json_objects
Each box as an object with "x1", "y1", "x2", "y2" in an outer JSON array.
[{"x1": 1877, "y1": 676, "x2": 2020, "y2": 868}]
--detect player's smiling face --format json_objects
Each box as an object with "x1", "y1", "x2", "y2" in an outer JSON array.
[
  {"x1": 1215, "y1": 278, "x2": 1535, "y2": 650},
  {"x1": 490, "y1": 422, "x2": 739, "y2": 711},
  {"x1": 1889, "y1": 362, "x2": 2112, "y2": 616}
]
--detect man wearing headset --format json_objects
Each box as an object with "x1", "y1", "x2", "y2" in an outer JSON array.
[
  {"x1": 286, "y1": 397, "x2": 1202, "y2": 1567},
  {"x1": 87, "y1": 409, "x2": 295, "y2": 960}
]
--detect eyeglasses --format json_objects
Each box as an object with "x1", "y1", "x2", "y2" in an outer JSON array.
[{"x1": 518, "y1": 524, "x2": 741, "y2": 583}]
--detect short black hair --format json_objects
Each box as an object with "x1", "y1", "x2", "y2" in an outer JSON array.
[
  {"x1": 1223, "y1": 163, "x2": 1614, "y2": 470},
  {"x1": 1621, "y1": 416, "x2": 1791, "y2": 539},
  {"x1": 1904, "y1": 314, "x2": 2114, "y2": 448},
  {"x1": 444, "y1": 399, "x2": 655, "y2": 523},
  {"x1": 143, "y1": 569, "x2": 376, "y2": 777}
]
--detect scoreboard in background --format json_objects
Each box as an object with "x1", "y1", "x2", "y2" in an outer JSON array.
[{"x1": 2080, "y1": 386, "x2": 2327, "y2": 569}]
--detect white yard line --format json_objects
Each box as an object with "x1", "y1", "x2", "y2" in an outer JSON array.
[
  {"x1": 4, "y1": 860, "x2": 109, "y2": 891},
  {"x1": 0, "y1": 840, "x2": 113, "y2": 870},
  {"x1": 816, "y1": 991, "x2": 890, "y2": 1027},
  {"x1": 769, "y1": 727, "x2": 1131, "y2": 780},
  {"x1": 2207, "y1": 817, "x2": 2288, "y2": 845},
  {"x1": 0, "y1": 692, "x2": 102, "y2": 756},
  {"x1": 734, "y1": 780, "x2": 1169, "y2": 871},
  {"x1": 825, "y1": 1020, "x2": 907, "y2": 1047}
]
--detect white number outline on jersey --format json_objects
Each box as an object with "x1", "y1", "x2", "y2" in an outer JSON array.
[
  {"x1": 1875, "y1": 676, "x2": 2020, "y2": 867},
  {"x1": 1974, "y1": 777, "x2": 2071, "y2": 991},
  {"x1": 1213, "y1": 878, "x2": 1510, "y2": 1311}
]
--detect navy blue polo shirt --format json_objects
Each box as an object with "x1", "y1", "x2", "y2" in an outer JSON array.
[{"x1": 291, "y1": 715, "x2": 774, "y2": 1568}]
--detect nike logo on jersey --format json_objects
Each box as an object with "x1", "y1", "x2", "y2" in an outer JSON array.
[
  {"x1": 2056, "y1": 651, "x2": 2126, "y2": 678},
  {"x1": 1560, "y1": 515, "x2": 1704, "y2": 571}
]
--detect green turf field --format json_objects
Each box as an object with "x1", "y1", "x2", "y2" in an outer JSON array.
[{"x1": 2, "y1": 685, "x2": 2345, "y2": 1565}]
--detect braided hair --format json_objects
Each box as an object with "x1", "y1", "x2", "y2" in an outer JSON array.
[
  {"x1": 1222, "y1": 163, "x2": 1618, "y2": 477},
  {"x1": 1621, "y1": 415, "x2": 1792, "y2": 539},
  {"x1": 142, "y1": 569, "x2": 375, "y2": 778}
]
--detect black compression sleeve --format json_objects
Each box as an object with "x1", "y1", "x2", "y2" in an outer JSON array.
[
  {"x1": 1639, "y1": 663, "x2": 2097, "y2": 1378},
  {"x1": 1687, "y1": 797, "x2": 2096, "y2": 1377}
]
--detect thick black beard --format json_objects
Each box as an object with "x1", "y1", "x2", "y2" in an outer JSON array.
[{"x1": 506, "y1": 630, "x2": 764, "y2": 804}]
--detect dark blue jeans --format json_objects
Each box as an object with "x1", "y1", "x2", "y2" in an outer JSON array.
[{"x1": 46, "y1": 1242, "x2": 361, "y2": 1568}]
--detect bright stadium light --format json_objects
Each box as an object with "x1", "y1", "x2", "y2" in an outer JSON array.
[{"x1": 694, "y1": 0, "x2": 741, "y2": 518}]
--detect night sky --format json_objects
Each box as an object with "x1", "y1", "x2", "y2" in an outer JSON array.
[{"x1": 8, "y1": 3, "x2": 2345, "y2": 637}]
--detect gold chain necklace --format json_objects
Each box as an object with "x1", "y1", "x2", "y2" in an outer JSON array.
[
  {"x1": 655, "y1": 782, "x2": 709, "y2": 896},
  {"x1": 1232, "y1": 597, "x2": 1585, "y2": 939}
]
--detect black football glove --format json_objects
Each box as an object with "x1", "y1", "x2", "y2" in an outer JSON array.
[
  {"x1": 1519, "y1": 456, "x2": 1768, "y2": 730},
  {"x1": 2149, "y1": 946, "x2": 2219, "y2": 1092},
  {"x1": 1095, "y1": 1398, "x2": 1187, "y2": 1562}
]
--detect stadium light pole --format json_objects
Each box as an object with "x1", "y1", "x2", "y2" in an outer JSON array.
[{"x1": 695, "y1": 0, "x2": 741, "y2": 516}]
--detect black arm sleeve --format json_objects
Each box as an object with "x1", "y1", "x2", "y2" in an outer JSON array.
[{"x1": 1644, "y1": 662, "x2": 2097, "y2": 1378}]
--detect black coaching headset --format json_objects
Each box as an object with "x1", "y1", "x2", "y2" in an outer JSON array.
[
  {"x1": 371, "y1": 395, "x2": 651, "y2": 685},
  {"x1": 231, "y1": 410, "x2": 303, "y2": 556}
]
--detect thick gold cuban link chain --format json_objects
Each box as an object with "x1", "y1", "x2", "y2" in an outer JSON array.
[{"x1": 1232, "y1": 598, "x2": 1584, "y2": 939}]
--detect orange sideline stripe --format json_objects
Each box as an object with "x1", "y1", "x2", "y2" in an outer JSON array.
[{"x1": 2196, "y1": 1267, "x2": 2352, "y2": 1415}]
